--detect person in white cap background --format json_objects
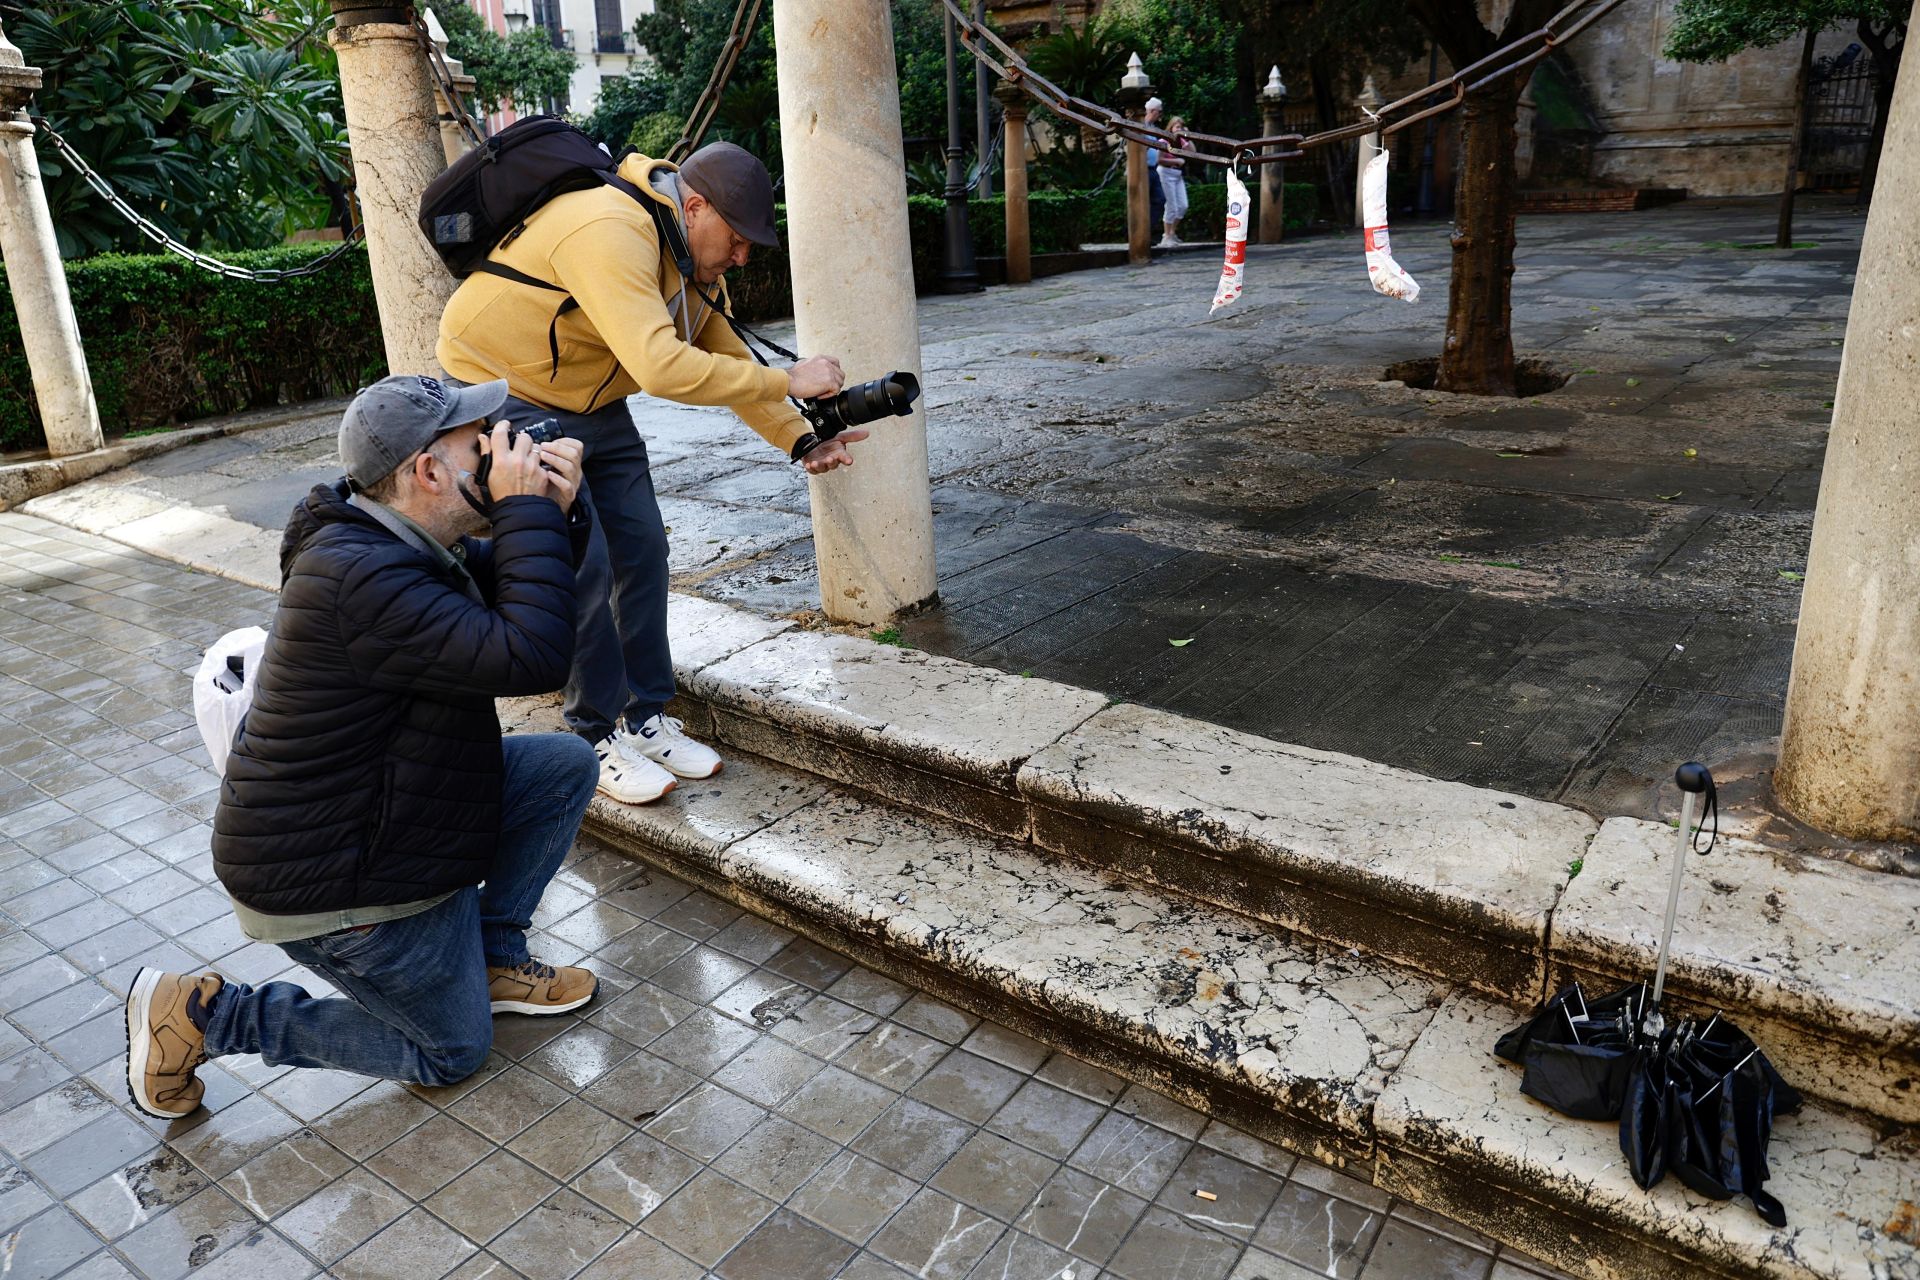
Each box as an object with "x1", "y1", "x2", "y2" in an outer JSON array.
[
  {"x1": 438, "y1": 140, "x2": 859, "y2": 806},
  {"x1": 1144, "y1": 97, "x2": 1167, "y2": 246},
  {"x1": 124, "y1": 375, "x2": 602, "y2": 1118}
]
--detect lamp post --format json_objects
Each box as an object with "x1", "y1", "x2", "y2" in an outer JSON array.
[
  {"x1": 1116, "y1": 52, "x2": 1154, "y2": 266},
  {"x1": 1258, "y1": 65, "x2": 1287, "y2": 244},
  {"x1": 973, "y1": 0, "x2": 992, "y2": 199},
  {"x1": 941, "y1": 3, "x2": 981, "y2": 293}
]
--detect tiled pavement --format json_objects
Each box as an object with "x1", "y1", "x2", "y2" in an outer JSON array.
[{"x1": 0, "y1": 511, "x2": 1576, "y2": 1279}]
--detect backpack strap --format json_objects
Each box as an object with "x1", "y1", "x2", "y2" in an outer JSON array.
[{"x1": 476, "y1": 262, "x2": 577, "y2": 381}]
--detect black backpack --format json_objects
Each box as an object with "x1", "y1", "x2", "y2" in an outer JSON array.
[{"x1": 417, "y1": 114, "x2": 795, "y2": 384}]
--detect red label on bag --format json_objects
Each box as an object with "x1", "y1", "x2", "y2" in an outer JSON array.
[{"x1": 1364, "y1": 226, "x2": 1389, "y2": 253}]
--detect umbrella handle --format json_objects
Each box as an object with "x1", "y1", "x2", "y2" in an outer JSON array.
[{"x1": 1651, "y1": 788, "x2": 1698, "y2": 1011}]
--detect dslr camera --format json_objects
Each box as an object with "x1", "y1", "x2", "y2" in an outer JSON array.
[
  {"x1": 799, "y1": 372, "x2": 921, "y2": 440},
  {"x1": 475, "y1": 418, "x2": 566, "y2": 489}
]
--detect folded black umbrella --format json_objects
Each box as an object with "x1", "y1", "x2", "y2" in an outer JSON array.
[
  {"x1": 1620, "y1": 1014, "x2": 1802, "y2": 1227},
  {"x1": 1495, "y1": 981, "x2": 1648, "y2": 1121}
]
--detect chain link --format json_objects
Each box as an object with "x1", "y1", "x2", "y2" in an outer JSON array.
[
  {"x1": 414, "y1": 13, "x2": 487, "y2": 150},
  {"x1": 941, "y1": 0, "x2": 1629, "y2": 169},
  {"x1": 31, "y1": 118, "x2": 365, "y2": 282}
]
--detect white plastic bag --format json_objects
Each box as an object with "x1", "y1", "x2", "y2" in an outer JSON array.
[
  {"x1": 1209, "y1": 168, "x2": 1251, "y2": 315},
  {"x1": 193, "y1": 626, "x2": 268, "y2": 776},
  {"x1": 1362, "y1": 150, "x2": 1419, "y2": 303}
]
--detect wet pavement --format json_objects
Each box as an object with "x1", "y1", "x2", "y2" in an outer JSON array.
[
  {"x1": 23, "y1": 197, "x2": 1862, "y2": 824},
  {"x1": 0, "y1": 513, "x2": 1577, "y2": 1279}
]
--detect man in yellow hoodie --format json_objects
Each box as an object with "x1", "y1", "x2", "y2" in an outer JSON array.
[{"x1": 439, "y1": 142, "x2": 858, "y2": 806}]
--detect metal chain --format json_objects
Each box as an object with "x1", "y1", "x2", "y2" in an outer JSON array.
[
  {"x1": 414, "y1": 13, "x2": 487, "y2": 149},
  {"x1": 30, "y1": 118, "x2": 365, "y2": 281},
  {"x1": 668, "y1": 0, "x2": 765, "y2": 162},
  {"x1": 941, "y1": 0, "x2": 1628, "y2": 168}
]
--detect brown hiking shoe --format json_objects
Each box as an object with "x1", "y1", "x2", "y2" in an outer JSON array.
[
  {"x1": 125, "y1": 968, "x2": 221, "y2": 1119},
  {"x1": 487, "y1": 958, "x2": 598, "y2": 1016}
]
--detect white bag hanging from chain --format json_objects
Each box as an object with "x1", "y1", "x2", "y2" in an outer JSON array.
[
  {"x1": 1209, "y1": 166, "x2": 1251, "y2": 315},
  {"x1": 1362, "y1": 149, "x2": 1419, "y2": 302},
  {"x1": 193, "y1": 626, "x2": 268, "y2": 777}
]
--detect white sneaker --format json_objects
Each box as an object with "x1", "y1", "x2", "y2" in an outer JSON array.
[
  {"x1": 1156, "y1": 235, "x2": 1176, "y2": 248},
  {"x1": 617, "y1": 714, "x2": 723, "y2": 779},
  {"x1": 595, "y1": 741, "x2": 676, "y2": 804}
]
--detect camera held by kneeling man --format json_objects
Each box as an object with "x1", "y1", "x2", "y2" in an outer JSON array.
[{"x1": 124, "y1": 374, "x2": 607, "y2": 1118}]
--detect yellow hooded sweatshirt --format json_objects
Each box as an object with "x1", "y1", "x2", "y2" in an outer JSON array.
[{"x1": 435, "y1": 153, "x2": 807, "y2": 456}]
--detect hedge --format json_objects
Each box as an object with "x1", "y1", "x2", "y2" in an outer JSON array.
[
  {"x1": 1080, "y1": 180, "x2": 1321, "y2": 243},
  {"x1": 0, "y1": 245, "x2": 384, "y2": 452}
]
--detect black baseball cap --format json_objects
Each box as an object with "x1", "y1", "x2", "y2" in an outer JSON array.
[
  {"x1": 678, "y1": 141, "x2": 781, "y2": 248},
  {"x1": 338, "y1": 374, "x2": 507, "y2": 489}
]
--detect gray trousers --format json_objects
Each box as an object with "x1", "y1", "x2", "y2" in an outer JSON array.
[{"x1": 496, "y1": 395, "x2": 672, "y2": 743}]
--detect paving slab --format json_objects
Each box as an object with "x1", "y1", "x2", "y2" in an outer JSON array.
[
  {"x1": 1018, "y1": 702, "x2": 1594, "y2": 1000},
  {"x1": 1374, "y1": 990, "x2": 1920, "y2": 1280},
  {"x1": 1555, "y1": 817, "x2": 1920, "y2": 1122}
]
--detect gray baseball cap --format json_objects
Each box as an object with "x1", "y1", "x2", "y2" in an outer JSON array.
[
  {"x1": 338, "y1": 374, "x2": 508, "y2": 489},
  {"x1": 678, "y1": 141, "x2": 780, "y2": 248}
]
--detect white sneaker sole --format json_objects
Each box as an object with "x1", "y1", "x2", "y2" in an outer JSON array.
[
  {"x1": 491, "y1": 983, "x2": 598, "y2": 1017},
  {"x1": 125, "y1": 967, "x2": 171, "y2": 1119},
  {"x1": 597, "y1": 774, "x2": 676, "y2": 805},
  {"x1": 650, "y1": 756, "x2": 723, "y2": 780}
]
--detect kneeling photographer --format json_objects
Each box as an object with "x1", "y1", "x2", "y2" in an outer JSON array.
[
  {"x1": 437, "y1": 138, "x2": 903, "y2": 806},
  {"x1": 126, "y1": 376, "x2": 602, "y2": 1116}
]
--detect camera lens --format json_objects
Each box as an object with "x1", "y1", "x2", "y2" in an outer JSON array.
[{"x1": 815, "y1": 372, "x2": 921, "y2": 432}]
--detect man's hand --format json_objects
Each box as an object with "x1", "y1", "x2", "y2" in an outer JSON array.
[
  {"x1": 799, "y1": 427, "x2": 869, "y2": 475},
  {"x1": 787, "y1": 355, "x2": 845, "y2": 401},
  {"x1": 537, "y1": 438, "x2": 584, "y2": 514},
  {"x1": 478, "y1": 422, "x2": 548, "y2": 502}
]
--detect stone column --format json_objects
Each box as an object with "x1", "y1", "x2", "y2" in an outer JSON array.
[
  {"x1": 996, "y1": 82, "x2": 1030, "y2": 284},
  {"x1": 329, "y1": 3, "x2": 455, "y2": 375},
  {"x1": 774, "y1": 0, "x2": 936, "y2": 624},
  {"x1": 1774, "y1": 35, "x2": 1920, "y2": 842},
  {"x1": 1258, "y1": 67, "x2": 1287, "y2": 245},
  {"x1": 0, "y1": 21, "x2": 102, "y2": 457}
]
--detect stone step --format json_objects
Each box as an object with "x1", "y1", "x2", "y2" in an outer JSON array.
[
  {"x1": 1375, "y1": 990, "x2": 1920, "y2": 1280},
  {"x1": 663, "y1": 597, "x2": 1588, "y2": 1003},
  {"x1": 569, "y1": 736, "x2": 1920, "y2": 1280},
  {"x1": 577, "y1": 742, "x2": 1447, "y2": 1169},
  {"x1": 647, "y1": 596, "x2": 1920, "y2": 1126}
]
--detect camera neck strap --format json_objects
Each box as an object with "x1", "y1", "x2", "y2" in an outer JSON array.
[{"x1": 639, "y1": 197, "x2": 806, "y2": 401}]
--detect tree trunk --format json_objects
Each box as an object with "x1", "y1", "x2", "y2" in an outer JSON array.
[
  {"x1": 1435, "y1": 77, "x2": 1521, "y2": 396},
  {"x1": 1856, "y1": 20, "x2": 1903, "y2": 206},
  {"x1": 1777, "y1": 26, "x2": 1817, "y2": 249}
]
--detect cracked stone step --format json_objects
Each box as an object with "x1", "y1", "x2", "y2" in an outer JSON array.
[
  {"x1": 580, "y1": 744, "x2": 1447, "y2": 1169},
  {"x1": 1555, "y1": 817, "x2": 1920, "y2": 1124},
  {"x1": 677, "y1": 624, "x2": 1110, "y2": 839},
  {"x1": 1016, "y1": 701, "x2": 1595, "y2": 1001},
  {"x1": 1375, "y1": 990, "x2": 1920, "y2": 1280}
]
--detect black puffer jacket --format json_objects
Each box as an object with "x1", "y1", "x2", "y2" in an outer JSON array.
[{"x1": 213, "y1": 482, "x2": 582, "y2": 913}]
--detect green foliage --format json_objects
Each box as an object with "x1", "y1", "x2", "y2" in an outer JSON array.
[
  {"x1": 1104, "y1": 0, "x2": 1246, "y2": 135},
  {"x1": 576, "y1": 71, "x2": 672, "y2": 149},
  {"x1": 1663, "y1": 0, "x2": 1907, "y2": 60},
  {"x1": 5, "y1": 0, "x2": 350, "y2": 257},
  {"x1": 1079, "y1": 181, "x2": 1320, "y2": 240},
  {"x1": 626, "y1": 111, "x2": 686, "y2": 157},
  {"x1": 432, "y1": 2, "x2": 576, "y2": 115},
  {"x1": 1025, "y1": 16, "x2": 1133, "y2": 100},
  {"x1": 0, "y1": 246, "x2": 384, "y2": 450},
  {"x1": 893, "y1": 0, "x2": 952, "y2": 142}
]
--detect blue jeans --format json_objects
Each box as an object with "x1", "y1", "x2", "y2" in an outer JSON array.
[
  {"x1": 496, "y1": 395, "x2": 673, "y2": 744},
  {"x1": 201, "y1": 733, "x2": 598, "y2": 1086}
]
